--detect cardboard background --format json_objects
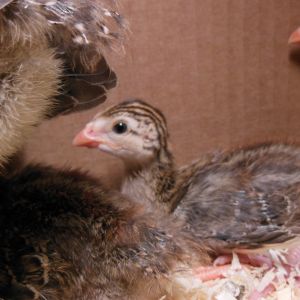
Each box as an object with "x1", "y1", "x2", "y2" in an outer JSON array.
[{"x1": 24, "y1": 0, "x2": 300, "y2": 187}]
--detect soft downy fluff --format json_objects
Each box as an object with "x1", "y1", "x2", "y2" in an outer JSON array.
[
  {"x1": 0, "y1": 0, "x2": 126, "y2": 169},
  {"x1": 0, "y1": 164, "x2": 212, "y2": 299}
]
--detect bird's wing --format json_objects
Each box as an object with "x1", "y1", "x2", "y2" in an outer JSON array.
[
  {"x1": 182, "y1": 186, "x2": 300, "y2": 251},
  {"x1": 175, "y1": 145, "x2": 300, "y2": 251},
  {"x1": 176, "y1": 164, "x2": 300, "y2": 250}
]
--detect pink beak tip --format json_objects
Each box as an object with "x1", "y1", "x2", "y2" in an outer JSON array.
[
  {"x1": 289, "y1": 28, "x2": 300, "y2": 45},
  {"x1": 72, "y1": 130, "x2": 99, "y2": 148}
]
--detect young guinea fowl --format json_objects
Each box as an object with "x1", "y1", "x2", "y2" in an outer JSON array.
[
  {"x1": 74, "y1": 99, "x2": 300, "y2": 299},
  {"x1": 0, "y1": 0, "x2": 124, "y2": 169},
  {"x1": 0, "y1": 164, "x2": 212, "y2": 300},
  {"x1": 73, "y1": 99, "x2": 180, "y2": 213}
]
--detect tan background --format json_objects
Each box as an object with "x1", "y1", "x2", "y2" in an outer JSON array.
[{"x1": 24, "y1": 0, "x2": 300, "y2": 187}]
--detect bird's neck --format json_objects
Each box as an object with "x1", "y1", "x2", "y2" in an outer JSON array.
[{"x1": 121, "y1": 149, "x2": 178, "y2": 213}]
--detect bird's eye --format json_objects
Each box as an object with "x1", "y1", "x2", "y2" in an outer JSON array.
[{"x1": 113, "y1": 121, "x2": 128, "y2": 134}]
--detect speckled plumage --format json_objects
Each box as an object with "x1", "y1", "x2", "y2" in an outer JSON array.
[
  {"x1": 172, "y1": 144, "x2": 300, "y2": 250},
  {"x1": 75, "y1": 100, "x2": 300, "y2": 253},
  {"x1": 0, "y1": 164, "x2": 210, "y2": 299}
]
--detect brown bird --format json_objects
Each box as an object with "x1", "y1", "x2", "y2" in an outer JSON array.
[
  {"x1": 73, "y1": 100, "x2": 300, "y2": 285},
  {"x1": 73, "y1": 99, "x2": 300, "y2": 246},
  {"x1": 0, "y1": 3, "x2": 213, "y2": 299},
  {"x1": 0, "y1": 0, "x2": 124, "y2": 168},
  {"x1": 0, "y1": 164, "x2": 211, "y2": 300}
]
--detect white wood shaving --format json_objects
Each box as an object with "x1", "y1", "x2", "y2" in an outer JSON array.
[
  {"x1": 256, "y1": 269, "x2": 276, "y2": 292},
  {"x1": 216, "y1": 290, "x2": 237, "y2": 300},
  {"x1": 172, "y1": 248, "x2": 300, "y2": 299},
  {"x1": 276, "y1": 286, "x2": 293, "y2": 300}
]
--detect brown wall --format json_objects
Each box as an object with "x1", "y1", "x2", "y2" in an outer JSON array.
[{"x1": 24, "y1": 0, "x2": 300, "y2": 187}]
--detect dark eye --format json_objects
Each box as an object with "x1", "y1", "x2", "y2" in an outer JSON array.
[{"x1": 113, "y1": 121, "x2": 128, "y2": 134}]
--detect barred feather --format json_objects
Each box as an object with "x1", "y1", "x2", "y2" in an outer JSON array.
[{"x1": 77, "y1": 101, "x2": 300, "y2": 250}]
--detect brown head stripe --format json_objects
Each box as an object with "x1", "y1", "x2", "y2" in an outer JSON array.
[{"x1": 102, "y1": 99, "x2": 169, "y2": 149}]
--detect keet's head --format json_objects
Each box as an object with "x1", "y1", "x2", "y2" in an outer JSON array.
[{"x1": 73, "y1": 99, "x2": 171, "y2": 165}]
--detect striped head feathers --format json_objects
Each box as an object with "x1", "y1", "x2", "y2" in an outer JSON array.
[{"x1": 73, "y1": 99, "x2": 172, "y2": 164}]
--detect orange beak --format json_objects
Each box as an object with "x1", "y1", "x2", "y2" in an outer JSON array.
[
  {"x1": 72, "y1": 129, "x2": 100, "y2": 148},
  {"x1": 289, "y1": 28, "x2": 300, "y2": 45}
]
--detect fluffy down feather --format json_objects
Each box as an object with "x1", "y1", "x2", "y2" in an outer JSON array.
[
  {"x1": 0, "y1": 164, "x2": 210, "y2": 299},
  {"x1": 0, "y1": 0, "x2": 125, "y2": 168}
]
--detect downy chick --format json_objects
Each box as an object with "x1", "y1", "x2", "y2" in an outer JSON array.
[
  {"x1": 0, "y1": 0, "x2": 124, "y2": 168},
  {"x1": 0, "y1": 164, "x2": 210, "y2": 300},
  {"x1": 74, "y1": 99, "x2": 300, "y2": 265},
  {"x1": 73, "y1": 99, "x2": 179, "y2": 213}
]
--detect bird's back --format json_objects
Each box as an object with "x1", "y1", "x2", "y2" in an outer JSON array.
[
  {"x1": 175, "y1": 143, "x2": 300, "y2": 250},
  {"x1": 0, "y1": 165, "x2": 209, "y2": 299},
  {"x1": 0, "y1": 165, "x2": 114, "y2": 299}
]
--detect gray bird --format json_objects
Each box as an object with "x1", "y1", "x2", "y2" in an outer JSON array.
[{"x1": 74, "y1": 99, "x2": 300, "y2": 256}]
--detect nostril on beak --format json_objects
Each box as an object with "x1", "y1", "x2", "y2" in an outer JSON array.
[
  {"x1": 72, "y1": 130, "x2": 100, "y2": 148},
  {"x1": 87, "y1": 128, "x2": 95, "y2": 135}
]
